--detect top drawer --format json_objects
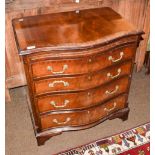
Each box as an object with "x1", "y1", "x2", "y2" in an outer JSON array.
[{"x1": 30, "y1": 45, "x2": 136, "y2": 78}]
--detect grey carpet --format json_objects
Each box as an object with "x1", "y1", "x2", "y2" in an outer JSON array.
[{"x1": 6, "y1": 68, "x2": 150, "y2": 155}]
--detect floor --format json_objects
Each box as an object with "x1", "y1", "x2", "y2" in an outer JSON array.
[{"x1": 6, "y1": 68, "x2": 150, "y2": 155}]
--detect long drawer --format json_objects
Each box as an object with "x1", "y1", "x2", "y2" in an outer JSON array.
[
  {"x1": 36, "y1": 76, "x2": 129, "y2": 113},
  {"x1": 34, "y1": 61, "x2": 132, "y2": 95},
  {"x1": 31, "y1": 45, "x2": 135, "y2": 79},
  {"x1": 40, "y1": 94, "x2": 127, "y2": 130}
]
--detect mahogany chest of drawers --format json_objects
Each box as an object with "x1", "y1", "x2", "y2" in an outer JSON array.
[{"x1": 12, "y1": 7, "x2": 143, "y2": 145}]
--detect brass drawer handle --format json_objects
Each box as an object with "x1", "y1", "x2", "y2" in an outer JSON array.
[
  {"x1": 108, "y1": 52, "x2": 124, "y2": 62},
  {"x1": 50, "y1": 100, "x2": 70, "y2": 108},
  {"x1": 107, "y1": 68, "x2": 121, "y2": 79},
  {"x1": 47, "y1": 64, "x2": 68, "y2": 74},
  {"x1": 53, "y1": 117, "x2": 71, "y2": 125},
  {"x1": 105, "y1": 85, "x2": 119, "y2": 95},
  {"x1": 48, "y1": 80, "x2": 69, "y2": 87},
  {"x1": 104, "y1": 102, "x2": 117, "y2": 113}
]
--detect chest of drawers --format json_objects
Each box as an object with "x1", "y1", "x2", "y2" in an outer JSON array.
[{"x1": 12, "y1": 7, "x2": 143, "y2": 145}]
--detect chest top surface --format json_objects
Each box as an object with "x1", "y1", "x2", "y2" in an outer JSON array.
[{"x1": 12, "y1": 7, "x2": 142, "y2": 55}]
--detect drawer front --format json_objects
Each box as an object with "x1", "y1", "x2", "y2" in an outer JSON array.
[
  {"x1": 31, "y1": 45, "x2": 135, "y2": 78},
  {"x1": 36, "y1": 76, "x2": 129, "y2": 113},
  {"x1": 34, "y1": 61, "x2": 132, "y2": 95},
  {"x1": 40, "y1": 95, "x2": 127, "y2": 130}
]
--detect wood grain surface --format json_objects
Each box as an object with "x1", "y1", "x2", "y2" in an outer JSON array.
[
  {"x1": 36, "y1": 76, "x2": 129, "y2": 113},
  {"x1": 40, "y1": 94, "x2": 127, "y2": 130},
  {"x1": 11, "y1": 6, "x2": 143, "y2": 145},
  {"x1": 6, "y1": 0, "x2": 149, "y2": 91},
  {"x1": 12, "y1": 7, "x2": 141, "y2": 53},
  {"x1": 33, "y1": 61, "x2": 132, "y2": 95},
  {"x1": 30, "y1": 45, "x2": 135, "y2": 78}
]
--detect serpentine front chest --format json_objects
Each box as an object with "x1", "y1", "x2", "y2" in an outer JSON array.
[{"x1": 12, "y1": 7, "x2": 143, "y2": 145}]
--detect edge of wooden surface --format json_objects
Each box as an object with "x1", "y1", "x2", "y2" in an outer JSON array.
[{"x1": 17, "y1": 32, "x2": 143, "y2": 56}]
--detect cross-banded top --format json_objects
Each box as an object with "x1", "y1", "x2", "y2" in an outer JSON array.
[{"x1": 12, "y1": 7, "x2": 143, "y2": 55}]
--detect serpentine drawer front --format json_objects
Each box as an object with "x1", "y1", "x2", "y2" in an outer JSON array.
[
  {"x1": 40, "y1": 95, "x2": 127, "y2": 130},
  {"x1": 36, "y1": 76, "x2": 129, "y2": 113},
  {"x1": 34, "y1": 61, "x2": 132, "y2": 95},
  {"x1": 12, "y1": 7, "x2": 143, "y2": 145},
  {"x1": 31, "y1": 45, "x2": 135, "y2": 78}
]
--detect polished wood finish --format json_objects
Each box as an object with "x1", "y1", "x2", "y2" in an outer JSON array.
[
  {"x1": 26, "y1": 96, "x2": 130, "y2": 146},
  {"x1": 37, "y1": 76, "x2": 129, "y2": 113},
  {"x1": 31, "y1": 45, "x2": 134, "y2": 78},
  {"x1": 41, "y1": 95, "x2": 127, "y2": 130},
  {"x1": 13, "y1": 7, "x2": 142, "y2": 145},
  {"x1": 12, "y1": 7, "x2": 141, "y2": 53},
  {"x1": 6, "y1": 0, "x2": 149, "y2": 95},
  {"x1": 34, "y1": 61, "x2": 132, "y2": 95}
]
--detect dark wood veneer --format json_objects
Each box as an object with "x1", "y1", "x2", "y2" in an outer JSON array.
[
  {"x1": 33, "y1": 61, "x2": 132, "y2": 95},
  {"x1": 40, "y1": 94, "x2": 127, "y2": 130},
  {"x1": 12, "y1": 7, "x2": 143, "y2": 54},
  {"x1": 36, "y1": 76, "x2": 129, "y2": 113},
  {"x1": 13, "y1": 7, "x2": 143, "y2": 145},
  {"x1": 31, "y1": 45, "x2": 134, "y2": 79}
]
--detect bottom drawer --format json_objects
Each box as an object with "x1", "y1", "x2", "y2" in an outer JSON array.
[{"x1": 40, "y1": 95, "x2": 127, "y2": 130}]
